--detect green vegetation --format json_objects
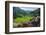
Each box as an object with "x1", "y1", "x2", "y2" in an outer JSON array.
[
  {"x1": 13, "y1": 7, "x2": 40, "y2": 27},
  {"x1": 14, "y1": 16, "x2": 33, "y2": 23}
]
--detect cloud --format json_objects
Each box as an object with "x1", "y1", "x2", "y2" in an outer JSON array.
[{"x1": 20, "y1": 7, "x2": 38, "y2": 11}]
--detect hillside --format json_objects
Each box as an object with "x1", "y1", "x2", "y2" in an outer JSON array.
[{"x1": 13, "y1": 7, "x2": 40, "y2": 18}]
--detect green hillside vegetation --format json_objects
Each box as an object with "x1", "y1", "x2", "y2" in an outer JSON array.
[{"x1": 14, "y1": 16, "x2": 33, "y2": 23}]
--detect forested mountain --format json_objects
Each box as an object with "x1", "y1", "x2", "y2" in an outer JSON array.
[
  {"x1": 13, "y1": 7, "x2": 40, "y2": 18},
  {"x1": 30, "y1": 8, "x2": 40, "y2": 16}
]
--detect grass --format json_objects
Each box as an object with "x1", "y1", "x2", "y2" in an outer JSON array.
[{"x1": 13, "y1": 16, "x2": 33, "y2": 23}]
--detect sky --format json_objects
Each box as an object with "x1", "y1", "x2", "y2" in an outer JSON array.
[{"x1": 20, "y1": 7, "x2": 38, "y2": 11}]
